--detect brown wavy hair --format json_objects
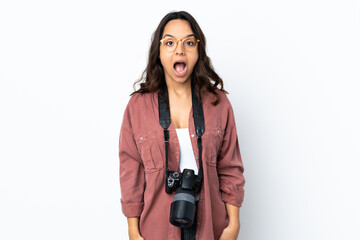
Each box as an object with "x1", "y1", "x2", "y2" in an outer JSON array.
[{"x1": 130, "y1": 11, "x2": 228, "y2": 106}]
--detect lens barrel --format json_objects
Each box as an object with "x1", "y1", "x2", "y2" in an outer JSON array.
[{"x1": 169, "y1": 188, "x2": 196, "y2": 228}]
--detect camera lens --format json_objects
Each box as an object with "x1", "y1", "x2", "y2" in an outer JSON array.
[
  {"x1": 169, "y1": 188, "x2": 196, "y2": 228},
  {"x1": 174, "y1": 219, "x2": 188, "y2": 224}
]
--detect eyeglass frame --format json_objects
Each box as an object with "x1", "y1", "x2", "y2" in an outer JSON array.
[{"x1": 159, "y1": 36, "x2": 200, "y2": 52}]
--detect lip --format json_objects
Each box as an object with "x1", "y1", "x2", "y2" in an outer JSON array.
[
  {"x1": 173, "y1": 64, "x2": 187, "y2": 77},
  {"x1": 173, "y1": 59, "x2": 187, "y2": 67},
  {"x1": 173, "y1": 59, "x2": 188, "y2": 77}
]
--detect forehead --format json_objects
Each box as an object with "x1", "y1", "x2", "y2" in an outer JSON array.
[{"x1": 162, "y1": 19, "x2": 194, "y2": 38}]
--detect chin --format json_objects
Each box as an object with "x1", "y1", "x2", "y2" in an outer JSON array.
[
  {"x1": 165, "y1": 73, "x2": 189, "y2": 83},
  {"x1": 174, "y1": 75, "x2": 191, "y2": 83}
]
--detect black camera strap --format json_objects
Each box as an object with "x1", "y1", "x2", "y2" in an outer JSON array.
[{"x1": 158, "y1": 82, "x2": 205, "y2": 193}]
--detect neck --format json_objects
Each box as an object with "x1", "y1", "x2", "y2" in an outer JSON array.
[{"x1": 165, "y1": 78, "x2": 192, "y2": 99}]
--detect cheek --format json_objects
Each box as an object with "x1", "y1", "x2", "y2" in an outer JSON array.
[
  {"x1": 188, "y1": 54, "x2": 199, "y2": 69},
  {"x1": 159, "y1": 50, "x2": 171, "y2": 69}
]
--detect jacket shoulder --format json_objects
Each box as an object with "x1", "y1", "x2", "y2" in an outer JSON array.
[
  {"x1": 207, "y1": 88, "x2": 232, "y2": 108},
  {"x1": 126, "y1": 91, "x2": 153, "y2": 109},
  {"x1": 121, "y1": 92, "x2": 154, "y2": 131}
]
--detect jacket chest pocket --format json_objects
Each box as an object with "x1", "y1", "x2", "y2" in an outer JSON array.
[
  {"x1": 135, "y1": 130, "x2": 164, "y2": 173},
  {"x1": 203, "y1": 127, "x2": 224, "y2": 167}
]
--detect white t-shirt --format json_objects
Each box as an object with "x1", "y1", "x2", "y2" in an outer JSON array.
[{"x1": 175, "y1": 128, "x2": 199, "y2": 175}]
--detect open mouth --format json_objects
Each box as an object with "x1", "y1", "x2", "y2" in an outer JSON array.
[{"x1": 173, "y1": 61, "x2": 187, "y2": 77}]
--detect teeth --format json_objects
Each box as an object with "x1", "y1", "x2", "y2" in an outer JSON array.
[{"x1": 174, "y1": 62, "x2": 185, "y2": 67}]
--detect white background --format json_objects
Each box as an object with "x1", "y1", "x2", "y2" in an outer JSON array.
[{"x1": 0, "y1": 0, "x2": 359, "y2": 239}]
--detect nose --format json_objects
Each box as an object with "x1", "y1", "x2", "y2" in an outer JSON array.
[{"x1": 175, "y1": 39, "x2": 185, "y2": 54}]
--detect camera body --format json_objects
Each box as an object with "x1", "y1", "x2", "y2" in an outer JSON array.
[
  {"x1": 166, "y1": 169, "x2": 198, "y2": 228},
  {"x1": 165, "y1": 171, "x2": 181, "y2": 194},
  {"x1": 166, "y1": 169, "x2": 197, "y2": 194}
]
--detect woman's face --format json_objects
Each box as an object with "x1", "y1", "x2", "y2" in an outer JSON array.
[{"x1": 159, "y1": 19, "x2": 199, "y2": 86}]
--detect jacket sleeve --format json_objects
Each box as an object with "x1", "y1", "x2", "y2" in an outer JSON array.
[
  {"x1": 217, "y1": 103, "x2": 245, "y2": 207},
  {"x1": 119, "y1": 101, "x2": 145, "y2": 217}
]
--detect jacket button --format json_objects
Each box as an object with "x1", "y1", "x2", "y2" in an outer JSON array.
[
  {"x1": 217, "y1": 130, "x2": 220, "y2": 134},
  {"x1": 140, "y1": 137, "x2": 143, "y2": 140},
  {"x1": 191, "y1": 134, "x2": 195, "y2": 138}
]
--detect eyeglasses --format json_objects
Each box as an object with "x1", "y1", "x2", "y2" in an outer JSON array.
[{"x1": 160, "y1": 36, "x2": 200, "y2": 52}]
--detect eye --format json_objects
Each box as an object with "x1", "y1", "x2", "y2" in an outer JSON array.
[
  {"x1": 185, "y1": 38, "x2": 196, "y2": 46},
  {"x1": 186, "y1": 40, "x2": 195, "y2": 46},
  {"x1": 165, "y1": 40, "x2": 174, "y2": 46}
]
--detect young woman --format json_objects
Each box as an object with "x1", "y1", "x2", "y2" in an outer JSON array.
[{"x1": 119, "y1": 11, "x2": 245, "y2": 240}]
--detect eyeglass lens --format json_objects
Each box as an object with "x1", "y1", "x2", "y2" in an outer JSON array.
[{"x1": 162, "y1": 37, "x2": 198, "y2": 52}]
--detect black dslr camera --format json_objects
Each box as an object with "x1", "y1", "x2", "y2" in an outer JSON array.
[{"x1": 166, "y1": 169, "x2": 198, "y2": 228}]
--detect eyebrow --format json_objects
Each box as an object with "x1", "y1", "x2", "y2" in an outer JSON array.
[{"x1": 162, "y1": 34, "x2": 196, "y2": 38}]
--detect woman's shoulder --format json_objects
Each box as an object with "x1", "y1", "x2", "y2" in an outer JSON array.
[
  {"x1": 126, "y1": 88, "x2": 232, "y2": 110},
  {"x1": 205, "y1": 88, "x2": 232, "y2": 108},
  {"x1": 122, "y1": 91, "x2": 156, "y2": 126},
  {"x1": 127, "y1": 91, "x2": 155, "y2": 108}
]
